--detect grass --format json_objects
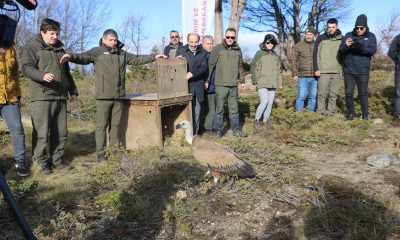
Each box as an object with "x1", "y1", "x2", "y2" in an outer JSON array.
[{"x1": 1, "y1": 70, "x2": 400, "y2": 239}]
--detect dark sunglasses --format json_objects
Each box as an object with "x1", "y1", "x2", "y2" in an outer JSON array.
[
  {"x1": 170, "y1": 36, "x2": 179, "y2": 39},
  {"x1": 265, "y1": 41, "x2": 273, "y2": 44},
  {"x1": 356, "y1": 27, "x2": 365, "y2": 30},
  {"x1": 225, "y1": 36, "x2": 236, "y2": 40}
]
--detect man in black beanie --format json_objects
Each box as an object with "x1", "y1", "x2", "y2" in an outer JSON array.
[{"x1": 338, "y1": 14, "x2": 377, "y2": 120}]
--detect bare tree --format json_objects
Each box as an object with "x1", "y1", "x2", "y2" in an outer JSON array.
[
  {"x1": 76, "y1": 0, "x2": 111, "y2": 53},
  {"x1": 244, "y1": 0, "x2": 351, "y2": 41},
  {"x1": 15, "y1": 0, "x2": 109, "y2": 52},
  {"x1": 376, "y1": 10, "x2": 400, "y2": 56},
  {"x1": 242, "y1": 0, "x2": 352, "y2": 67},
  {"x1": 119, "y1": 13, "x2": 148, "y2": 55}
]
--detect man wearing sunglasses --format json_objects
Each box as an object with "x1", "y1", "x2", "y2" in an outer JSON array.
[
  {"x1": 339, "y1": 14, "x2": 377, "y2": 120},
  {"x1": 164, "y1": 30, "x2": 183, "y2": 58},
  {"x1": 205, "y1": 28, "x2": 247, "y2": 138}
]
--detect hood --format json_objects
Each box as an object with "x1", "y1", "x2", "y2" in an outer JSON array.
[
  {"x1": 98, "y1": 38, "x2": 125, "y2": 52},
  {"x1": 222, "y1": 39, "x2": 241, "y2": 50},
  {"x1": 324, "y1": 29, "x2": 343, "y2": 40},
  {"x1": 33, "y1": 34, "x2": 64, "y2": 50},
  {"x1": 258, "y1": 42, "x2": 275, "y2": 53}
]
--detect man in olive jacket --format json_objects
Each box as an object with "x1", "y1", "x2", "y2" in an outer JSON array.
[
  {"x1": 313, "y1": 18, "x2": 343, "y2": 115},
  {"x1": 20, "y1": 18, "x2": 78, "y2": 174},
  {"x1": 60, "y1": 29, "x2": 165, "y2": 161},
  {"x1": 205, "y1": 28, "x2": 246, "y2": 138}
]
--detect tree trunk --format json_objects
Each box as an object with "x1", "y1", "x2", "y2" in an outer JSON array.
[
  {"x1": 292, "y1": 0, "x2": 301, "y2": 43},
  {"x1": 214, "y1": 0, "x2": 224, "y2": 44},
  {"x1": 229, "y1": 0, "x2": 247, "y2": 36}
]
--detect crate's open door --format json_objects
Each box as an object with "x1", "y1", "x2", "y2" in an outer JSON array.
[{"x1": 156, "y1": 58, "x2": 188, "y2": 99}]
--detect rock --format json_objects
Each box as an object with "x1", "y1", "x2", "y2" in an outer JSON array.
[
  {"x1": 274, "y1": 209, "x2": 296, "y2": 218},
  {"x1": 372, "y1": 118, "x2": 384, "y2": 124},
  {"x1": 175, "y1": 190, "x2": 187, "y2": 200},
  {"x1": 366, "y1": 153, "x2": 400, "y2": 168}
]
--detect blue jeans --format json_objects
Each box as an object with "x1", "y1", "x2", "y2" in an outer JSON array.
[
  {"x1": 0, "y1": 102, "x2": 25, "y2": 161},
  {"x1": 296, "y1": 76, "x2": 318, "y2": 112}
]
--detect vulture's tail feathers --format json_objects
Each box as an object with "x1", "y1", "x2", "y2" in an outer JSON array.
[{"x1": 235, "y1": 161, "x2": 257, "y2": 177}]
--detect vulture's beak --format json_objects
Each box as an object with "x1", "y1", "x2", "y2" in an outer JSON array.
[{"x1": 175, "y1": 123, "x2": 182, "y2": 129}]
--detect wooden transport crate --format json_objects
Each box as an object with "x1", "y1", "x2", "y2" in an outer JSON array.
[{"x1": 119, "y1": 58, "x2": 192, "y2": 149}]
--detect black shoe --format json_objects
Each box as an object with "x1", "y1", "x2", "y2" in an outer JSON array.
[
  {"x1": 346, "y1": 113, "x2": 354, "y2": 120},
  {"x1": 233, "y1": 129, "x2": 247, "y2": 137},
  {"x1": 362, "y1": 115, "x2": 369, "y2": 120},
  {"x1": 97, "y1": 153, "x2": 107, "y2": 162},
  {"x1": 15, "y1": 160, "x2": 28, "y2": 177},
  {"x1": 214, "y1": 130, "x2": 223, "y2": 138}
]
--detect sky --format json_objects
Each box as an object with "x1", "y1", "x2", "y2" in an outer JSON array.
[{"x1": 108, "y1": 0, "x2": 400, "y2": 57}]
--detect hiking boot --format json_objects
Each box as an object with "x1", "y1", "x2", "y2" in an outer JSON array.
[
  {"x1": 346, "y1": 113, "x2": 354, "y2": 120},
  {"x1": 97, "y1": 153, "x2": 107, "y2": 162},
  {"x1": 15, "y1": 160, "x2": 28, "y2": 177},
  {"x1": 54, "y1": 162, "x2": 72, "y2": 171},
  {"x1": 362, "y1": 115, "x2": 369, "y2": 121},
  {"x1": 253, "y1": 120, "x2": 261, "y2": 129},
  {"x1": 40, "y1": 164, "x2": 52, "y2": 175},
  {"x1": 233, "y1": 129, "x2": 247, "y2": 137},
  {"x1": 214, "y1": 130, "x2": 223, "y2": 138}
]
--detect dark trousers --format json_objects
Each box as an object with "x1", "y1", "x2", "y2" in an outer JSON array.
[
  {"x1": 344, "y1": 74, "x2": 369, "y2": 117},
  {"x1": 394, "y1": 70, "x2": 400, "y2": 116},
  {"x1": 95, "y1": 99, "x2": 123, "y2": 155},
  {"x1": 213, "y1": 86, "x2": 240, "y2": 131},
  {"x1": 31, "y1": 100, "x2": 67, "y2": 166}
]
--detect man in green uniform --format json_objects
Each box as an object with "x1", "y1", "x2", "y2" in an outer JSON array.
[{"x1": 60, "y1": 29, "x2": 165, "y2": 161}]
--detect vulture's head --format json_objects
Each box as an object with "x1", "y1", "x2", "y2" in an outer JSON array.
[{"x1": 175, "y1": 120, "x2": 191, "y2": 130}]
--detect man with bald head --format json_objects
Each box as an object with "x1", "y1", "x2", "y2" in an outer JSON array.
[{"x1": 176, "y1": 33, "x2": 208, "y2": 135}]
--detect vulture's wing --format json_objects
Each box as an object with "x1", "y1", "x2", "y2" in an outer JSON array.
[{"x1": 192, "y1": 138, "x2": 256, "y2": 177}]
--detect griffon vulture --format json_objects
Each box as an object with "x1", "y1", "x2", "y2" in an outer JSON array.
[{"x1": 175, "y1": 120, "x2": 256, "y2": 183}]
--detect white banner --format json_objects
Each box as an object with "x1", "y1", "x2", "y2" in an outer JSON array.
[{"x1": 182, "y1": 0, "x2": 215, "y2": 44}]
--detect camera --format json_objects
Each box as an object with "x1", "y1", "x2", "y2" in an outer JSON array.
[{"x1": 0, "y1": 0, "x2": 37, "y2": 43}]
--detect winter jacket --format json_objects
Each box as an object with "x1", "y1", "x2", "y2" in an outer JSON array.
[
  {"x1": 164, "y1": 42, "x2": 183, "y2": 58},
  {"x1": 207, "y1": 40, "x2": 244, "y2": 87},
  {"x1": 0, "y1": 45, "x2": 21, "y2": 104},
  {"x1": 339, "y1": 28, "x2": 377, "y2": 75},
  {"x1": 313, "y1": 30, "x2": 343, "y2": 74},
  {"x1": 291, "y1": 39, "x2": 314, "y2": 77},
  {"x1": 250, "y1": 43, "x2": 283, "y2": 89},
  {"x1": 68, "y1": 39, "x2": 154, "y2": 100},
  {"x1": 388, "y1": 34, "x2": 400, "y2": 71},
  {"x1": 176, "y1": 44, "x2": 208, "y2": 102},
  {"x1": 20, "y1": 35, "x2": 78, "y2": 101}
]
